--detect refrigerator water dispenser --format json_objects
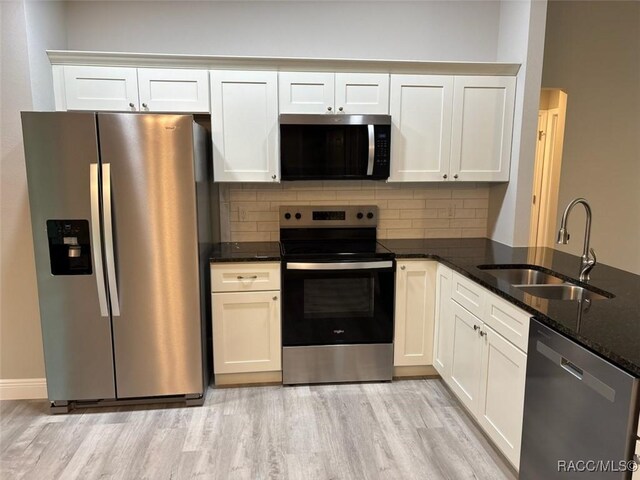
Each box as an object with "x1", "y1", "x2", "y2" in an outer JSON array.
[{"x1": 46, "y1": 220, "x2": 92, "y2": 275}]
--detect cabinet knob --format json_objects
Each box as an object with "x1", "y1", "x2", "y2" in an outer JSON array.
[
  {"x1": 129, "y1": 102, "x2": 135, "y2": 109},
  {"x1": 142, "y1": 103, "x2": 148, "y2": 109},
  {"x1": 327, "y1": 106, "x2": 332, "y2": 112},
  {"x1": 400, "y1": 265, "x2": 406, "y2": 270},
  {"x1": 479, "y1": 330, "x2": 487, "y2": 337},
  {"x1": 338, "y1": 107, "x2": 344, "y2": 112},
  {"x1": 271, "y1": 174, "x2": 277, "y2": 180},
  {"x1": 473, "y1": 324, "x2": 480, "y2": 331},
  {"x1": 272, "y1": 296, "x2": 278, "y2": 301},
  {"x1": 453, "y1": 174, "x2": 459, "y2": 179},
  {"x1": 442, "y1": 174, "x2": 448, "y2": 179}
]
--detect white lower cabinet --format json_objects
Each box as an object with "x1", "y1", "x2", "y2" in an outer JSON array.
[
  {"x1": 478, "y1": 324, "x2": 527, "y2": 467},
  {"x1": 212, "y1": 291, "x2": 281, "y2": 374},
  {"x1": 433, "y1": 263, "x2": 529, "y2": 470},
  {"x1": 433, "y1": 263, "x2": 453, "y2": 380},
  {"x1": 449, "y1": 300, "x2": 484, "y2": 412},
  {"x1": 393, "y1": 260, "x2": 437, "y2": 367},
  {"x1": 211, "y1": 262, "x2": 281, "y2": 377}
]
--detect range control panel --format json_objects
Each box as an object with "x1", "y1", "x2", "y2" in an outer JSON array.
[{"x1": 280, "y1": 205, "x2": 378, "y2": 228}]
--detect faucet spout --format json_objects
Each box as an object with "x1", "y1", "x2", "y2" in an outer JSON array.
[{"x1": 557, "y1": 198, "x2": 596, "y2": 282}]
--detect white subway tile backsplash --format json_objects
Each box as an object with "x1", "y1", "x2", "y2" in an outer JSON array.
[{"x1": 221, "y1": 182, "x2": 490, "y2": 242}]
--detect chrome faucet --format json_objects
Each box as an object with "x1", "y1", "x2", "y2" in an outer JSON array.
[{"x1": 557, "y1": 198, "x2": 597, "y2": 282}]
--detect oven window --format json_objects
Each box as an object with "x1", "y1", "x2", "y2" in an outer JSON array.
[{"x1": 304, "y1": 278, "x2": 373, "y2": 319}]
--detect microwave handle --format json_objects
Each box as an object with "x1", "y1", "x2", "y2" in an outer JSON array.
[{"x1": 367, "y1": 125, "x2": 375, "y2": 176}]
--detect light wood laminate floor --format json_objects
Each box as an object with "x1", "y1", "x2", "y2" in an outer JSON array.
[{"x1": 1, "y1": 379, "x2": 516, "y2": 480}]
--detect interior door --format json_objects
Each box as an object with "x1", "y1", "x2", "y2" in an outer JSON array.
[
  {"x1": 97, "y1": 113, "x2": 203, "y2": 398},
  {"x1": 21, "y1": 112, "x2": 116, "y2": 401}
]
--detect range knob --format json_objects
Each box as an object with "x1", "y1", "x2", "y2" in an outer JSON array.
[
  {"x1": 356, "y1": 212, "x2": 364, "y2": 219},
  {"x1": 367, "y1": 212, "x2": 374, "y2": 219},
  {"x1": 284, "y1": 212, "x2": 291, "y2": 220},
  {"x1": 295, "y1": 212, "x2": 302, "y2": 220}
]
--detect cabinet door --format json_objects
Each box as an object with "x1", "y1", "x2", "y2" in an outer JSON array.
[
  {"x1": 433, "y1": 263, "x2": 453, "y2": 381},
  {"x1": 449, "y1": 300, "x2": 484, "y2": 414},
  {"x1": 212, "y1": 291, "x2": 281, "y2": 374},
  {"x1": 335, "y1": 73, "x2": 390, "y2": 114},
  {"x1": 393, "y1": 261, "x2": 437, "y2": 367},
  {"x1": 450, "y1": 76, "x2": 516, "y2": 182},
  {"x1": 62, "y1": 66, "x2": 139, "y2": 111},
  {"x1": 137, "y1": 68, "x2": 210, "y2": 112},
  {"x1": 388, "y1": 75, "x2": 453, "y2": 181},
  {"x1": 210, "y1": 70, "x2": 279, "y2": 182},
  {"x1": 279, "y1": 72, "x2": 334, "y2": 114},
  {"x1": 478, "y1": 324, "x2": 527, "y2": 468}
]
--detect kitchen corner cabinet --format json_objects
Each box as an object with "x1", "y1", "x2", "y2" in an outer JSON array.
[
  {"x1": 279, "y1": 72, "x2": 389, "y2": 114},
  {"x1": 393, "y1": 260, "x2": 437, "y2": 367},
  {"x1": 210, "y1": 70, "x2": 279, "y2": 182},
  {"x1": 54, "y1": 65, "x2": 210, "y2": 113},
  {"x1": 211, "y1": 262, "x2": 281, "y2": 376},
  {"x1": 389, "y1": 74, "x2": 515, "y2": 183},
  {"x1": 443, "y1": 270, "x2": 528, "y2": 468},
  {"x1": 433, "y1": 263, "x2": 453, "y2": 380}
]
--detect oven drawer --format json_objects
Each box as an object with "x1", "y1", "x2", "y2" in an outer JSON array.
[{"x1": 211, "y1": 262, "x2": 280, "y2": 292}]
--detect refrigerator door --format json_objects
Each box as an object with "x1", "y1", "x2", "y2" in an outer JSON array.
[
  {"x1": 21, "y1": 112, "x2": 116, "y2": 401},
  {"x1": 97, "y1": 113, "x2": 203, "y2": 398}
]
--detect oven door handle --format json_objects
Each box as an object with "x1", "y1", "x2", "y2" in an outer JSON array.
[{"x1": 286, "y1": 261, "x2": 393, "y2": 271}]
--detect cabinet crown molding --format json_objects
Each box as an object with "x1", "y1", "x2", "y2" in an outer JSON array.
[{"x1": 47, "y1": 50, "x2": 521, "y2": 76}]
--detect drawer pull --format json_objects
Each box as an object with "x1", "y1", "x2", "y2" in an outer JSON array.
[{"x1": 237, "y1": 275, "x2": 258, "y2": 280}]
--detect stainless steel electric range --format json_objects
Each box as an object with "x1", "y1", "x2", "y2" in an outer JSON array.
[{"x1": 279, "y1": 205, "x2": 395, "y2": 385}]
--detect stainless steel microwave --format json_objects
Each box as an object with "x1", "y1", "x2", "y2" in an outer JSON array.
[{"x1": 279, "y1": 114, "x2": 391, "y2": 181}]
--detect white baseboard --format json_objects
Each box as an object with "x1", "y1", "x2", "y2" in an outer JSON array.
[{"x1": 0, "y1": 378, "x2": 48, "y2": 400}]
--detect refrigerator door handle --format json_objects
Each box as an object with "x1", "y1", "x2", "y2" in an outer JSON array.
[
  {"x1": 102, "y1": 163, "x2": 121, "y2": 316},
  {"x1": 90, "y1": 163, "x2": 109, "y2": 317}
]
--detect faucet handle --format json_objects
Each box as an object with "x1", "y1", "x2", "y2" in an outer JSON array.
[{"x1": 588, "y1": 248, "x2": 597, "y2": 265}]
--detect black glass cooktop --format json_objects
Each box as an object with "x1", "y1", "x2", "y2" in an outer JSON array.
[{"x1": 280, "y1": 239, "x2": 394, "y2": 260}]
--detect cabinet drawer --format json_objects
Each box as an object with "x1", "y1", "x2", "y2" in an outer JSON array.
[
  {"x1": 211, "y1": 262, "x2": 280, "y2": 292},
  {"x1": 484, "y1": 292, "x2": 531, "y2": 353},
  {"x1": 451, "y1": 272, "x2": 485, "y2": 318}
]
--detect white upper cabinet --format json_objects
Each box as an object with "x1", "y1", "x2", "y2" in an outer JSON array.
[
  {"x1": 61, "y1": 66, "x2": 139, "y2": 111},
  {"x1": 279, "y1": 72, "x2": 389, "y2": 114},
  {"x1": 389, "y1": 75, "x2": 453, "y2": 181},
  {"x1": 393, "y1": 260, "x2": 437, "y2": 367},
  {"x1": 334, "y1": 73, "x2": 390, "y2": 114},
  {"x1": 210, "y1": 70, "x2": 279, "y2": 182},
  {"x1": 56, "y1": 66, "x2": 210, "y2": 113},
  {"x1": 450, "y1": 76, "x2": 516, "y2": 182},
  {"x1": 137, "y1": 68, "x2": 210, "y2": 113},
  {"x1": 278, "y1": 72, "x2": 334, "y2": 114}
]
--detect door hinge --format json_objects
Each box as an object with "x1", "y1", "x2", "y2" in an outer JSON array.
[
  {"x1": 532, "y1": 194, "x2": 536, "y2": 205},
  {"x1": 538, "y1": 130, "x2": 545, "y2": 141}
]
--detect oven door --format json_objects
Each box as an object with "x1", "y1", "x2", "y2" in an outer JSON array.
[{"x1": 282, "y1": 260, "x2": 395, "y2": 346}]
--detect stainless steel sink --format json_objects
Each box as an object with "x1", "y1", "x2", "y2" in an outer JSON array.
[
  {"x1": 515, "y1": 284, "x2": 613, "y2": 301},
  {"x1": 479, "y1": 266, "x2": 567, "y2": 285}
]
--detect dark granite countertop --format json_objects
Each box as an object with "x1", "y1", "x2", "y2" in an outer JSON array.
[
  {"x1": 379, "y1": 238, "x2": 640, "y2": 377},
  {"x1": 210, "y1": 242, "x2": 281, "y2": 262}
]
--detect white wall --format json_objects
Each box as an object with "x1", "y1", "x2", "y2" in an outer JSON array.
[
  {"x1": 542, "y1": 1, "x2": 640, "y2": 274},
  {"x1": 65, "y1": 0, "x2": 501, "y2": 61},
  {"x1": 487, "y1": 0, "x2": 547, "y2": 246},
  {"x1": 0, "y1": 1, "x2": 44, "y2": 381}
]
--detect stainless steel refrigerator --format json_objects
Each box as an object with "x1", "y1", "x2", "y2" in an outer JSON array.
[{"x1": 21, "y1": 112, "x2": 216, "y2": 412}]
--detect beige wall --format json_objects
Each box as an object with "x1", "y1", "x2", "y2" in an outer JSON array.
[
  {"x1": 0, "y1": 1, "x2": 45, "y2": 380},
  {"x1": 219, "y1": 182, "x2": 490, "y2": 242},
  {"x1": 542, "y1": 0, "x2": 640, "y2": 274}
]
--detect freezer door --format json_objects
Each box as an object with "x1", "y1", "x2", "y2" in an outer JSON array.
[
  {"x1": 97, "y1": 113, "x2": 203, "y2": 398},
  {"x1": 21, "y1": 112, "x2": 116, "y2": 402}
]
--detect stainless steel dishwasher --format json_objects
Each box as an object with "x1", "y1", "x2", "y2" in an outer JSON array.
[{"x1": 520, "y1": 319, "x2": 639, "y2": 479}]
